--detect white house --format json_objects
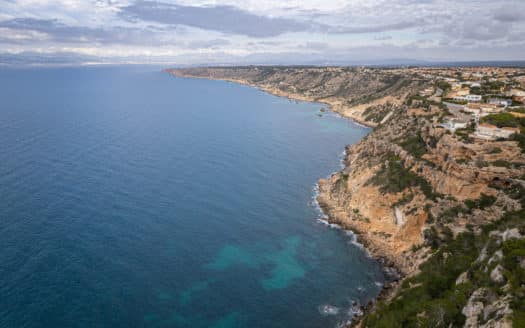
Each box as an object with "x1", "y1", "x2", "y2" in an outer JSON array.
[
  {"x1": 454, "y1": 94, "x2": 482, "y2": 102},
  {"x1": 487, "y1": 98, "x2": 512, "y2": 107},
  {"x1": 466, "y1": 94, "x2": 482, "y2": 102},
  {"x1": 440, "y1": 118, "x2": 468, "y2": 132},
  {"x1": 419, "y1": 88, "x2": 434, "y2": 96}
]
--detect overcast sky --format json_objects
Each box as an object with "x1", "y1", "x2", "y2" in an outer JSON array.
[{"x1": 1, "y1": 0, "x2": 524, "y2": 65}]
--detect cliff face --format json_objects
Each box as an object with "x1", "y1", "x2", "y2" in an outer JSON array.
[
  {"x1": 318, "y1": 104, "x2": 524, "y2": 274},
  {"x1": 167, "y1": 67, "x2": 525, "y2": 327}
]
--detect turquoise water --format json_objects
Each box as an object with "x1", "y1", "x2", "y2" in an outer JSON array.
[{"x1": 0, "y1": 66, "x2": 383, "y2": 327}]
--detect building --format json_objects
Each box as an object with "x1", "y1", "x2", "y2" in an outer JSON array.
[
  {"x1": 419, "y1": 87, "x2": 434, "y2": 97},
  {"x1": 440, "y1": 118, "x2": 468, "y2": 132},
  {"x1": 473, "y1": 123, "x2": 520, "y2": 140},
  {"x1": 463, "y1": 103, "x2": 502, "y2": 117},
  {"x1": 453, "y1": 94, "x2": 482, "y2": 102},
  {"x1": 487, "y1": 98, "x2": 512, "y2": 107}
]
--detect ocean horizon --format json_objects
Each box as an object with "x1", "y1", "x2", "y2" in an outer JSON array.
[{"x1": 0, "y1": 66, "x2": 384, "y2": 327}]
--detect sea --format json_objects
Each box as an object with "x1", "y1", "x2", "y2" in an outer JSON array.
[{"x1": 0, "y1": 66, "x2": 384, "y2": 328}]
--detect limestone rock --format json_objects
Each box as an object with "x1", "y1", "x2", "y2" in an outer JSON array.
[
  {"x1": 490, "y1": 265, "x2": 506, "y2": 284},
  {"x1": 456, "y1": 271, "x2": 469, "y2": 285}
]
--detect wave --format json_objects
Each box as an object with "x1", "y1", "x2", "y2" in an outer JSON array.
[{"x1": 318, "y1": 304, "x2": 340, "y2": 316}]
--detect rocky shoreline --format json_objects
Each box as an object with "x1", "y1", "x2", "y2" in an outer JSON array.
[{"x1": 166, "y1": 66, "x2": 525, "y2": 327}]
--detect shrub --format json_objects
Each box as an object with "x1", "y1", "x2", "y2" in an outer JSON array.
[
  {"x1": 510, "y1": 131, "x2": 525, "y2": 154},
  {"x1": 481, "y1": 113, "x2": 525, "y2": 128},
  {"x1": 368, "y1": 155, "x2": 440, "y2": 200},
  {"x1": 464, "y1": 193, "x2": 497, "y2": 211},
  {"x1": 399, "y1": 134, "x2": 428, "y2": 159}
]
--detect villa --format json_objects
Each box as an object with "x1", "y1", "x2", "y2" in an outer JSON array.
[
  {"x1": 440, "y1": 118, "x2": 468, "y2": 132},
  {"x1": 463, "y1": 103, "x2": 503, "y2": 116},
  {"x1": 487, "y1": 98, "x2": 512, "y2": 107},
  {"x1": 454, "y1": 94, "x2": 482, "y2": 102}
]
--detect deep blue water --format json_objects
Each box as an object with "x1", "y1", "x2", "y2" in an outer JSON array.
[{"x1": 0, "y1": 66, "x2": 383, "y2": 328}]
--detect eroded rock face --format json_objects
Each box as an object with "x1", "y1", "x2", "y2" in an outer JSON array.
[
  {"x1": 456, "y1": 271, "x2": 469, "y2": 285},
  {"x1": 463, "y1": 288, "x2": 513, "y2": 328},
  {"x1": 463, "y1": 288, "x2": 487, "y2": 328},
  {"x1": 490, "y1": 265, "x2": 506, "y2": 285},
  {"x1": 502, "y1": 228, "x2": 522, "y2": 241},
  {"x1": 317, "y1": 103, "x2": 525, "y2": 274}
]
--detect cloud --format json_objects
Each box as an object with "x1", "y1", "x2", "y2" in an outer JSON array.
[
  {"x1": 1, "y1": 0, "x2": 525, "y2": 65},
  {"x1": 119, "y1": 1, "x2": 310, "y2": 37},
  {"x1": 186, "y1": 38, "x2": 231, "y2": 49},
  {"x1": 493, "y1": 11, "x2": 523, "y2": 23},
  {"x1": 0, "y1": 17, "x2": 185, "y2": 46},
  {"x1": 374, "y1": 35, "x2": 392, "y2": 41}
]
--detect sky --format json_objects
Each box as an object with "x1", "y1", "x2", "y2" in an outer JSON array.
[{"x1": 0, "y1": 0, "x2": 524, "y2": 65}]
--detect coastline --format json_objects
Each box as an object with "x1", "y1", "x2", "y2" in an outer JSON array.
[
  {"x1": 164, "y1": 66, "x2": 525, "y2": 327},
  {"x1": 167, "y1": 70, "x2": 401, "y2": 325},
  {"x1": 164, "y1": 70, "x2": 377, "y2": 128}
]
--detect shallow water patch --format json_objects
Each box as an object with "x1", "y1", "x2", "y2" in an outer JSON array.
[
  {"x1": 205, "y1": 245, "x2": 257, "y2": 271},
  {"x1": 261, "y1": 236, "x2": 306, "y2": 290}
]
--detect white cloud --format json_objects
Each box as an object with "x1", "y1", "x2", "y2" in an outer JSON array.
[{"x1": 0, "y1": 0, "x2": 524, "y2": 65}]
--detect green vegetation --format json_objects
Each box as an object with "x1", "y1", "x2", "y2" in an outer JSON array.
[
  {"x1": 436, "y1": 81, "x2": 451, "y2": 92},
  {"x1": 489, "y1": 147, "x2": 503, "y2": 154},
  {"x1": 443, "y1": 98, "x2": 468, "y2": 105},
  {"x1": 490, "y1": 160, "x2": 517, "y2": 168},
  {"x1": 407, "y1": 95, "x2": 441, "y2": 110},
  {"x1": 392, "y1": 193, "x2": 414, "y2": 207},
  {"x1": 454, "y1": 123, "x2": 476, "y2": 143},
  {"x1": 482, "y1": 81, "x2": 505, "y2": 94},
  {"x1": 364, "y1": 209, "x2": 525, "y2": 328},
  {"x1": 510, "y1": 107, "x2": 525, "y2": 114},
  {"x1": 464, "y1": 193, "x2": 496, "y2": 211},
  {"x1": 399, "y1": 134, "x2": 428, "y2": 159},
  {"x1": 502, "y1": 237, "x2": 525, "y2": 325},
  {"x1": 368, "y1": 155, "x2": 440, "y2": 200},
  {"x1": 335, "y1": 172, "x2": 349, "y2": 189},
  {"x1": 364, "y1": 181, "x2": 525, "y2": 328},
  {"x1": 510, "y1": 132, "x2": 525, "y2": 154},
  {"x1": 439, "y1": 205, "x2": 469, "y2": 223},
  {"x1": 470, "y1": 86, "x2": 482, "y2": 95},
  {"x1": 364, "y1": 232, "x2": 479, "y2": 327},
  {"x1": 481, "y1": 113, "x2": 525, "y2": 128},
  {"x1": 363, "y1": 105, "x2": 392, "y2": 123}
]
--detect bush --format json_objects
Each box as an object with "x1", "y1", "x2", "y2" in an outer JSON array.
[
  {"x1": 481, "y1": 113, "x2": 525, "y2": 128},
  {"x1": 464, "y1": 193, "x2": 496, "y2": 211},
  {"x1": 363, "y1": 232, "x2": 479, "y2": 327},
  {"x1": 510, "y1": 131, "x2": 525, "y2": 154},
  {"x1": 368, "y1": 155, "x2": 440, "y2": 200},
  {"x1": 399, "y1": 134, "x2": 428, "y2": 159},
  {"x1": 362, "y1": 189, "x2": 525, "y2": 328}
]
